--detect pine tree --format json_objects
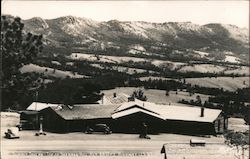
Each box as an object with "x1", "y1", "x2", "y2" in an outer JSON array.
[{"x1": 1, "y1": 16, "x2": 43, "y2": 110}]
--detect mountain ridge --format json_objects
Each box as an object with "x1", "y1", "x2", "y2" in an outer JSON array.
[
  {"x1": 10, "y1": 15, "x2": 249, "y2": 57},
  {"x1": 24, "y1": 15, "x2": 249, "y2": 29}
]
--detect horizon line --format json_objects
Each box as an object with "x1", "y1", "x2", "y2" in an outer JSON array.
[{"x1": 3, "y1": 14, "x2": 248, "y2": 29}]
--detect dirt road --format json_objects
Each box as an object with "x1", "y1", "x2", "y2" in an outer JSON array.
[{"x1": 1, "y1": 131, "x2": 247, "y2": 159}]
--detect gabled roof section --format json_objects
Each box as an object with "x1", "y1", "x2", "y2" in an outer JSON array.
[
  {"x1": 112, "y1": 101, "x2": 222, "y2": 123},
  {"x1": 51, "y1": 104, "x2": 119, "y2": 120},
  {"x1": 159, "y1": 105, "x2": 222, "y2": 123},
  {"x1": 26, "y1": 102, "x2": 62, "y2": 111},
  {"x1": 98, "y1": 93, "x2": 134, "y2": 105},
  {"x1": 114, "y1": 100, "x2": 157, "y2": 112},
  {"x1": 112, "y1": 107, "x2": 165, "y2": 120}
]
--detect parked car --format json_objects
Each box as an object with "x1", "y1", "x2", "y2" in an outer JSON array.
[
  {"x1": 85, "y1": 124, "x2": 112, "y2": 134},
  {"x1": 4, "y1": 128, "x2": 20, "y2": 139}
]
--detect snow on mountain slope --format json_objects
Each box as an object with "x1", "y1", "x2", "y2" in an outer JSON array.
[
  {"x1": 220, "y1": 24, "x2": 249, "y2": 43},
  {"x1": 24, "y1": 17, "x2": 49, "y2": 30},
  {"x1": 22, "y1": 15, "x2": 249, "y2": 57},
  {"x1": 193, "y1": 51, "x2": 209, "y2": 57},
  {"x1": 53, "y1": 16, "x2": 99, "y2": 37}
]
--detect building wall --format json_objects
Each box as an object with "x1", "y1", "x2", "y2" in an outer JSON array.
[
  {"x1": 40, "y1": 108, "x2": 223, "y2": 135},
  {"x1": 112, "y1": 112, "x2": 165, "y2": 134},
  {"x1": 67, "y1": 118, "x2": 114, "y2": 132},
  {"x1": 20, "y1": 112, "x2": 39, "y2": 130},
  {"x1": 164, "y1": 120, "x2": 215, "y2": 135},
  {"x1": 40, "y1": 108, "x2": 114, "y2": 133},
  {"x1": 112, "y1": 112, "x2": 218, "y2": 135},
  {"x1": 214, "y1": 115, "x2": 228, "y2": 134},
  {"x1": 66, "y1": 120, "x2": 85, "y2": 132},
  {"x1": 40, "y1": 108, "x2": 68, "y2": 133}
]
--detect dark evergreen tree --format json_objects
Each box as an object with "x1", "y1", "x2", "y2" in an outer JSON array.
[
  {"x1": 132, "y1": 89, "x2": 147, "y2": 101},
  {"x1": 1, "y1": 16, "x2": 43, "y2": 110}
]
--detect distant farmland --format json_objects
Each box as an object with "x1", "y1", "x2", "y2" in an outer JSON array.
[
  {"x1": 20, "y1": 64, "x2": 88, "y2": 79},
  {"x1": 101, "y1": 87, "x2": 210, "y2": 105},
  {"x1": 139, "y1": 76, "x2": 249, "y2": 92},
  {"x1": 185, "y1": 77, "x2": 249, "y2": 91}
]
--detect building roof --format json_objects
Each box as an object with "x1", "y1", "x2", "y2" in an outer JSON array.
[
  {"x1": 111, "y1": 107, "x2": 165, "y2": 120},
  {"x1": 26, "y1": 102, "x2": 62, "y2": 111},
  {"x1": 112, "y1": 101, "x2": 222, "y2": 123},
  {"x1": 98, "y1": 93, "x2": 131, "y2": 105},
  {"x1": 19, "y1": 110, "x2": 39, "y2": 115},
  {"x1": 160, "y1": 143, "x2": 238, "y2": 159},
  {"x1": 36, "y1": 97, "x2": 221, "y2": 123},
  {"x1": 50, "y1": 104, "x2": 119, "y2": 120}
]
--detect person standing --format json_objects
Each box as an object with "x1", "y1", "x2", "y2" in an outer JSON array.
[{"x1": 139, "y1": 122, "x2": 150, "y2": 139}]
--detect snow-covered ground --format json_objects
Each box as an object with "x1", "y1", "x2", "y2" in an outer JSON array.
[
  {"x1": 1, "y1": 131, "x2": 246, "y2": 159},
  {"x1": 69, "y1": 53, "x2": 185, "y2": 70},
  {"x1": 185, "y1": 77, "x2": 249, "y2": 91},
  {"x1": 101, "y1": 87, "x2": 210, "y2": 105},
  {"x1": 139, "y1": 76, "x2": 173, "y2": 81},
  {"x1": 224, "y1": 66, "x2": 249, "y2": 75},
  {"x1": 129, "y1": 44, "x2": 146, "y2": 52},
  {"x1": 51, "y1": 61, "x2": 61, "y2": 66},
  {"x1": 178, "y1": 64, "x2": 225, "y2": 73},
  {"x1": 69, "y1": 53, "x2": 147, "y2": 63},
  {"x1": 224, "y1": 55, "x2": 240, "y2": 63},
  {"x1": 151, "y1": 60, "x2": 185, "y2": 70},
  {"x1": 112, "y1": 66, "x2": 155, "y2": 75},
  {"x1": 20, "y1": 64, "x2": 88, "y2": 79},
  {"x1": 228, "y1": 118, "x2": 249, "y2": 132},
  {"x1": 193, "y1": 50, "x2": 209, "y2": 57},
  {"x1": 69, "y1": 53, "x2": 249, "y2": 75},
  {"x1": 90, "y1": 63, "x2": 105, "y2": 69}
]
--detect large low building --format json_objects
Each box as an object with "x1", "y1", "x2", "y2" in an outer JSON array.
[{"x1": 38, "y1": 97, "x2": 227, "y2": 135}]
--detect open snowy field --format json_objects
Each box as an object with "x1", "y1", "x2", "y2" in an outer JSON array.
[
  {"x1": 69, "y1": 53, "x2": 185, "y2": 70},
  {"x1": 101, "y1": 87, "x2": 210, "y2": 104},
  {"x1": 185, "y1": 77, "x2": 249, "y2": 91},
  {"x1": 20, "y1": 64, "x2": 88, "y2": 79}
]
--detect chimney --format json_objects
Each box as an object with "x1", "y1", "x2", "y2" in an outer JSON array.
[
  {"x1": 113, "y1": 92, "x2": 117, "y2": 98},
  {"x1": 200, "y1": 107, "x2": 205, "y2": 117},
  {"x1": 128, "y1": 96, "x2": 135, "y2": 102},
  {"x1": 101, "y1": 93, "x2": 104, "y2": 105}
]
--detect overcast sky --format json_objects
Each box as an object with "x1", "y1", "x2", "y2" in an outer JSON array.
[{"x1": 2, "y1": 1, "x2": 249, "y2": 28}]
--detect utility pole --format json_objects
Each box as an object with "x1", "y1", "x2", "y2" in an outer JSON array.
[{"x1": 35, "y1": 91, "x2": 38, "y2": 111}]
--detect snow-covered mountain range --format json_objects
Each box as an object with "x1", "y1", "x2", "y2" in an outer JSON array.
[{"x1": 20, "y1": 15, "x2": 250, "y2": 57}]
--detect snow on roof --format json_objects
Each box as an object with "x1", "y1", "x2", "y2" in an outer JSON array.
[
  {"x1": 114, "y1": 100, "x2": 156, "y2": 112},
  {"x1": 26, "y1": 102, "x2": 62, "y2": 111},
  {"x1": 111, "y1": 107, "x2": 165, "y2": 120},
  {"x1": 98, "y1": 93, "x2": 131, "y2": 105},
  {"x1": 159, "y1": 105, "x2": 221, "y2": 123},
  {"x1": 113, "y1": 101, "x2": 222, "y2": 123},
  {"x1": 33, "y1": 97, "x2": 221, "y2": 123},
  {"x1": 51, "y1": 104, "x2": 119, "y2": 120}
]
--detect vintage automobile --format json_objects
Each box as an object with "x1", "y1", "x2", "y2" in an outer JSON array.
[
  {"x1": 4, "y1": 128, "x2": 20, "y2": 139},
  {"x1": 85, "y1": 124, "x2": 112, "y2": 134}
]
